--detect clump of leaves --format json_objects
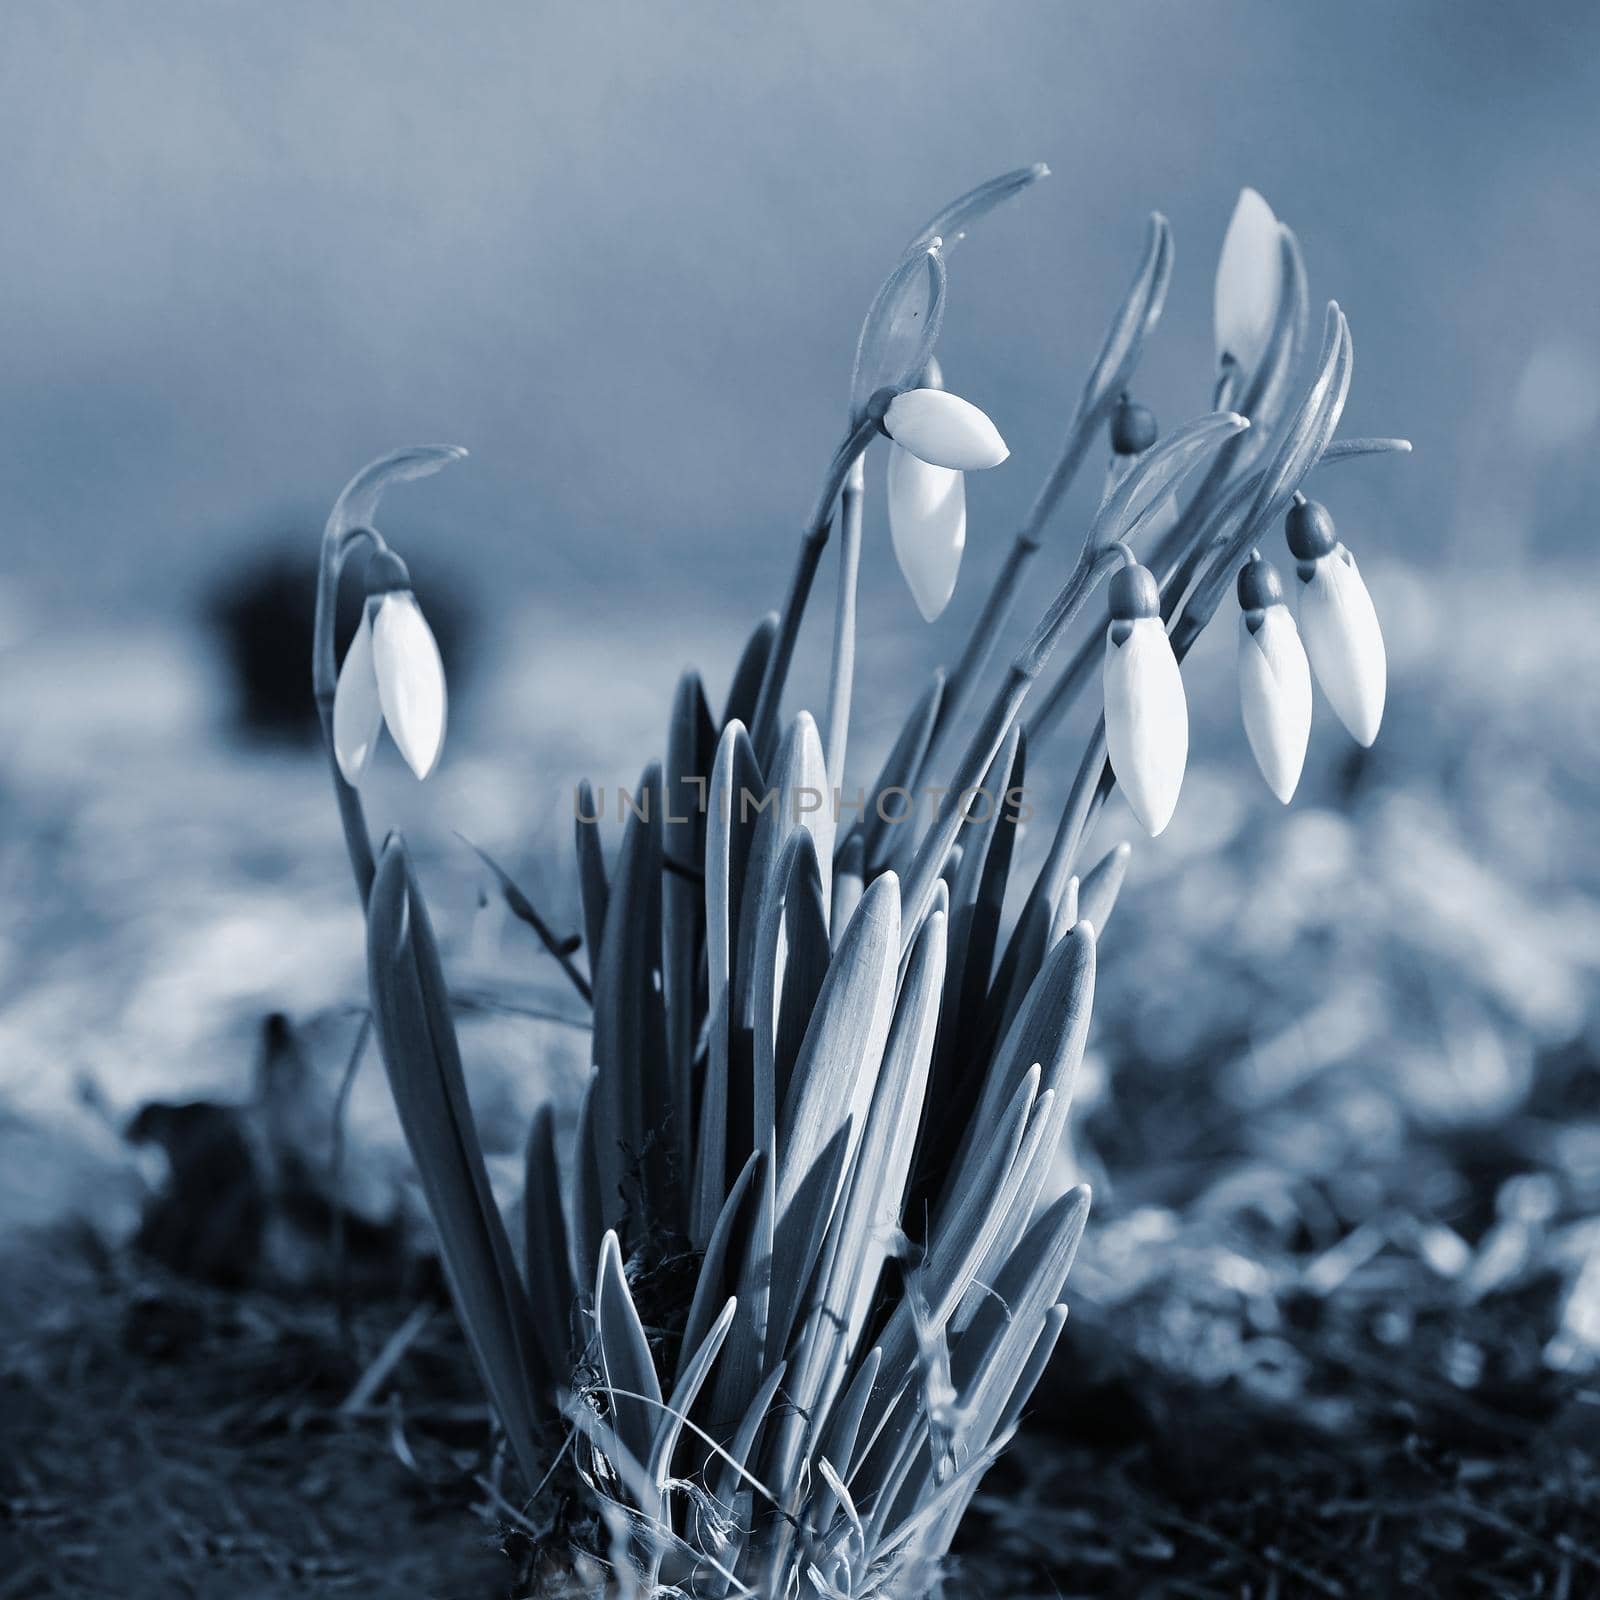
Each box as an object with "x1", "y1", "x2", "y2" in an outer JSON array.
[{"x1": 312, "y1": 171, "x2": 1410, "y2": 1595}]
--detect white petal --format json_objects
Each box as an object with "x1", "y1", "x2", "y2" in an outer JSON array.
[
  {"x1": 1296, "y1": 547, "x2": 1385, "y2": 747},
  {"x1": 887, "y1": 443, "x2": 966, "y2": 622},
  {"x1": 331, "y1": 608, "x2": 383, "y2": 785},
  {"x1": 1214, "y1": 187, "x2": 1281, "y2": 378},
  {"x1": 1238, "y1": 606, "x2": 1312, "y2": 803},
  {"x1": 883, "y1": 388, "x2": 1009, "y2": 471},
  {"x1": 1103, "y1": 617, "x2": 1188, "y2": 837},
  {"x1": 372, "y1": 592, "x2": 448, "y2": 779}
]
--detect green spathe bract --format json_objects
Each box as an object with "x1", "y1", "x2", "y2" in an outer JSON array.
[{"x1": 320, "y1": 171, "x2": 1413, "y2": 1597}]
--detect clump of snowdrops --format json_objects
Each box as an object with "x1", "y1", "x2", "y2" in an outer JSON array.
[{"x1": 311, "y1": 171, "x2": 1409, "y2": 1596}]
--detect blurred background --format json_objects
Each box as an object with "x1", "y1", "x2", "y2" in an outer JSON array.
[{"x1": 4, "y1": 3, "x2": 1600, "y2": 1594}]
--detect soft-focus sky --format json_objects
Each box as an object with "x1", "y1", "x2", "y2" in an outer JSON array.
[{"x1": 3, "y1": 0, "x2": 1597, "y2": 631}]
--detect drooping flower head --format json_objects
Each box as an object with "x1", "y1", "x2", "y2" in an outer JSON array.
[
  {"x1": 1102, "y1": 557, "x2": 1188, "y2": 836},
  {"x1": 1236, "y1": 550, "x2": 1313, "y2": 803},
  {"x1": 333, "y1": 548, "x2": 448, "y2": 784},
  {"x1": 1285, "y1": 496, "x2": 1386, "y2": 747}
]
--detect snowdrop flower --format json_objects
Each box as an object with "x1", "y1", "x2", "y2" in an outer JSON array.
[
  {"x1": 1236, "y1": 551, "x2": 1313, "y2": 803},
  {"x1": 888, "y1": 442, "x2": 966, "y2": 622},
  {"x1": 881, "y1": 388, "x2": 1009, "y2": 472},
  {"x1": 1214, "y1": 187, "x2": 1283, "y2": 382},
  {"x1": 333, "y1": 562, "x2": 448, "y2": 784},
  {"x1": 1103, "y1": 558, "x2": 1188, "y2": 836},
  {"x1": 1286, "y1": 496, "x2": 1386, "y2": 747}
]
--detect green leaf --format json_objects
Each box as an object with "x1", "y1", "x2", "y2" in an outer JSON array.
[
  {"x1": 569, "y1": 1071, "x2": 605, "y2": 1292},
  {"x1": 693, "y1": 722, "x2": 764, "y2": 1249},
  {"x1": 723, "y1": 611, "x2": 779, "y2": 731},
  {"x1": 1077, "y1": 840, "x2": 1131, "y2": 936},
  {"x1": 523, "y1": 1103, "x2": 578, "y2": 1383},
  {"x1": 776, "y1": 874, "x2": 900, "y2": 1244},
  {"x1": 651, "y1": 1297, "x2": 736, "y2": 1492},
  {"x1": 573, "y1": 778, "x2": 609, "y2": 971},
  {"x1": 590, "y1": 764, "x2": 668, "y2": 1244},
  {"x1": 678, "y1": 1148, "x2": 762, "y2": 1390},
  {"x1": 594, "y1": 1230, "x2": 664, "y2": 1490},
  {"x1": 664, "y1": 669, "x2": 716, "y2": 1222},
  {"x1": 365, "y1": 839, "x2": 548, "y2": 1490}
]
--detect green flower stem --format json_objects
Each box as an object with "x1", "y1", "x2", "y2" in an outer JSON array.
[
  {"x1": 898, "y1": 539, "x2": 1124, "y2": 949},
  {"x1": 922, "y1": 401, "x2": 1100, "y2": 769},
  {"x1": 823, "y1": 453, "x2": 865, "y2": 795},
  {"x1": 748, "y1": 416, "x2": 882, "y2": 766},
  {"x1": 312, "y1": 522, "x2": 387, "y2": 903}
]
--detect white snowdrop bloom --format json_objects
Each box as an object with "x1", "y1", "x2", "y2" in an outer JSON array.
[
  {"x1": 888, "y1": 442, "x2": 966, "y2": 622},
  {"x1": 1102, "y1": 562, "x2": 1188, "y2": 837},
  {"x1": 1236, "y1": 554, "x2": 1313, "y2": 803},
  {"x1": 1214, "y1": 187, "x2": 1282, "y2": 380},
  {"x1": 882, "y1": 388, "x2": 1008, "y2": 472},
  {"x1": 333, "y1": 589, "x2": 448, "y2": 783},
  {"x1": 1287, "y1": 498, "x2": 1386, "y2": 748}
]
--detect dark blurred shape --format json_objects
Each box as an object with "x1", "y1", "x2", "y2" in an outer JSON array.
[
  {"x1": 206, "y1": 546, "x2": 474, "y2": 741},
  {"x1": 126, "y1": 1013, "x2": 407, "y2": 1294}
]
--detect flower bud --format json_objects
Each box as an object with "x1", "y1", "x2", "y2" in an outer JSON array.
[
  {"x1": 1110, "y1": 394, "x2": 1158, "y2": 457},
  {"x1": 1236, "y1": 555, "x2": 1312, "y2": 804},
  {"x1": 1214, "y1": 187, "x2": 1282, "y2": 380},
  {"x1": 332, "y1": 604, "x2": 383, "y2": 785},
  {"x1": 882, "y1": 388, "x2": 1009, "y2": 472},
  {"x1": 371, "y1": 590, "x2": 449, "y2": 779},
  {"x1": 888, "y1": 442, "x2": 966, "y2": 622},
  {"x1": 1287, "y1": 503, "x2": 1386, "y2": 748},
  {"x1": 1103, "y1": 562, "x2": 1187, "y2": 837}
]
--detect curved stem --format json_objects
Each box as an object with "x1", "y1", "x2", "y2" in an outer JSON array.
[
  {"x1": 823, "y1": 454, "x2": 865, "y2": 795},
  {"x1": 312, "y1": 523, "x2": 385, "y2": 903},
  {"x1": 924, "y1": 403, "x2": 1099, "y2": 765},
  {"x1": 748, "y1": 417, "x2": 881, "y2": 765},
  {"x1": 898, "y1": 541, "x2": 1124, "y2": 949}
]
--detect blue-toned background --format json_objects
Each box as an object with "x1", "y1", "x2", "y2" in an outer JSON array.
[{"x1": 3, "y1": 0, "x2": 1597, "y2": 628}]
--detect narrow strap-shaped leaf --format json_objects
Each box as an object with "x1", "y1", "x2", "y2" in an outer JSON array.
[
  {"x1": 831, "y1": 832, "x2": 864, "y2": 942},
  {"x1": 678, "y1": 1148, "x2": 762, "y2": 1388},
  {"x1": 816, "y1": 1345, "x2": 883, "y2": 1500},
  {"x1": 694, "y1": 722, "x2": 764, "y2": 1247},
  {"x1": 777, "y1": 873, "x2": 900, "y2": 1232},
  {"x1": 651, "y1": 1297, "x2": 736, "y2": 1491},
  {"x1": 949, "y1": 1187, "x2": 1090, "y2": 1448},
  {"x1": 594, "y1": 1230, "x2": 664, "y2": 1483},
  {"x1": 861, "y1": 671, "x2": 944, "y2": 875},
  {"x1": 708, "y1": 1130, "x2": 776, "y2": 1435},
  {"x1": 764, "y1": 1117, "x2": 853, "y2": 1370},
  {"x1": 774, "y1": 835, "x2": 830, "y2": 1117},
  {"x1": 943, "y1": 924, "x2": 1097, "y2": 1220},
  {"x1": 523, "y1": 1103, "x2": 578, "y2": 1383},
  {"x1": 723, "y1": 611, "x2": 779, "y2": 731},
  {"x1": 366, "y1": 840, "x2": 547, "y2": 1489},
  {"x1": 863, "y1": 1066, "x2": 1039, "y2": 1427},
  {"x1": 591, "y1": 764, "x2": 668, "y2": 1243},
  {"x1": 709, "y1": 1358, "x2": 788, "y2": 1524},
  {"x1": 767, "y1": 909, "x2": 946, "y2": 1502},
  {"x1": 1077, "y1": 840, "x2": 1131, "y2": 936},
  {"x1": 573, "y1": 779, "x2": 609, "y2": 972},
  {"x1": 664, "y1": 669, "x2": 716, "y2": 1219},
  {"x1": 569, "y1": 1071, "x2": 604, "y2": 1294},
  {"x1": 905, "y1": 1303, "x2": 1070, "y2": 1558}
]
